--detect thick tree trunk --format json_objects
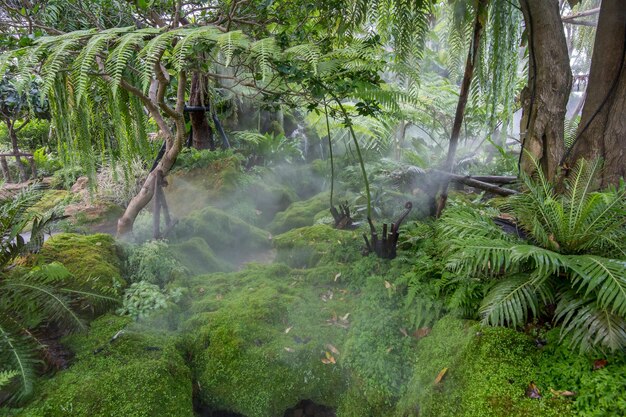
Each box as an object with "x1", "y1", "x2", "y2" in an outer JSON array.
[
  {"x1": 563, "y1": 0, "x2": 626, "y2": 187},
  {"x1": 519, "y1": 0, "x2": 572, "y2": 182},
  {"x1": 434, "y1": 0, "x2": 488, "y2": 217},
  {"x1": 189, "y1": 72, "x2": 214, "y2": 150}
]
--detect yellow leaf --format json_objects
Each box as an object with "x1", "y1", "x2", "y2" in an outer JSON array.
[{"x1": 434, "y1": 368, "x2": 448, "y2": 384}]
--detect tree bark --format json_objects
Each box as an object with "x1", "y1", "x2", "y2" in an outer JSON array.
[
  {"x1": 189, "y1": 72, "x2": 214, "y2": 150},
  {"x1": 434, "y1": 0, "x2": 488, "y2": 217},
  {"x1": 117, "y1": 72, "x2": 188, "y2": 236},
  {"x1": 7, "y1": 119, "x2": 29, "y2": 182},
  {"x1": 563, "y1": 0, "x2": 626, "y2": 187},
  {"x1": 519, "y1": 0, "x2": 572, "y2": 182}
]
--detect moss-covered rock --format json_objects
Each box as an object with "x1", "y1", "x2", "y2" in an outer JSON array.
[
  {"x1": 169, "y1": 237, "x2": 233, "y2": 275},
  {"x1": 181, "y1": 263, "x2": 354, "y2": 417},
  {"x1": 171, "y1": 206, "x2": 270, "y2": 261},
  {"x1": 28, "y1": 190, "x2": 72, "y2": 216},
  {"x1": 40, "y1": 233, "x2": 125, "y2": 293},
  {"x1": 397, "y1": 316, "x2": 572, "y2": 417},
  {"x1": 273, "y1": 224, "x2": 362, "y2": 268},
  {"x1": 21, "y1": 315, "x2": 194, "y2": 417},
  {"x1": 268, "y1": 192, "x2": 330, "y2": 234}
]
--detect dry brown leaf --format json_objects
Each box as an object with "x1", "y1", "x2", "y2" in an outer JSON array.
[
  {"x1": 593, "y1": 359, "x2": 608, "y2": 370},
  {"x1": 334, "y1": 273, "x2": 342, "y2": 282},
  {"x1": 413, "y1": 327, "x2": 432, "y2": 339},
  {"x1": 325, "y1": 351, "x2": 336, "y2": 364},
  {"x1": 384, "y1": 280, "x2": 392, "y2": 289},
  {"x1": 341, "y1": 313, "x2": 350, "y2": 321},
  {"x1": 526, "y1": 382, "x2": 541, "y2": 399},
  {"x1": 549, "y1": 388, "x2": 576, "y2": 397},
  {"x1": 400, "y1": 328, "x2": 409, "y2": 337},
  {"x1": 321, "y1": 358, "x2": 331, "y2": 364},
  {"x1": 434, "y1": 368, "x2": 448, "y2": 384},
  {"x1": 326, "y1": 344, "x2": 340, "y2": 355},
  {"x1": 285, "y1": 326, "x2": 293, "y2": 334}
]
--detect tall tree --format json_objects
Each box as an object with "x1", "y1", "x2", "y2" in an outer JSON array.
[
  {"x1": 563, "y1": 0, "x2": 626, "y2": 187},
  {"x1": 518, "y1": 0, "x2": 572, "y2": 182}
]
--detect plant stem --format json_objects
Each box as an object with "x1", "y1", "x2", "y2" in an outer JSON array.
[
  {"x1": 323, "y1": 102, "x2": 335, "y2": 208},
  {"x1": 332, "y1": 96, "x2": 371, "y2": 220}
]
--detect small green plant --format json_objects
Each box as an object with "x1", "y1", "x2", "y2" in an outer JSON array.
[
  {"x1": 125, "y1": 240, "x2": 187, "y2": 287},
  {"x1": 232, "y1": 130, "x2": 303, "y2": 166},
  {"x1": 438, "y1": 158, "x2": 626, "y2": 352},
  {"x1": 50, "y1": 166, "x2": 85, "y2": 190},
  {"x1": 116, "y1": 281, "x2": 182, "y2": 320}
]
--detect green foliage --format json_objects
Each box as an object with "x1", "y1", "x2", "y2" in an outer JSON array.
[
  {"x1": 232, "y1": 130, "x2": 304, "y2": 166},
  {"x1": 1, "y1": 262, "x2": 119, "y2": 403},
  {"x1": 536, "y1": 329, "x2": 626, "y2": 417},
  {"x1": 125, "y1": 240, "x2": 187, "y2": 287},
  {"x1": 117, "y1": 281, "x2": 183, "y2": 321},
  {"x1": 0, "y1": 185, "x2": 62, "y2": 270},
  {"x1": 170, "y1": 148, "x2": 242, "y2": 173},
  {"x1": 0, "y1": 370, "x2": 19, "y2": 390},
  {"x1": 20, "y1": 315, "x2": 194, "y2": 417},
  {"x1": 50, "y1": 166, "x2": 85, "y2": 190},
  {"x1": 437, "y1": 159, "x2": 626, "y2": 352}
]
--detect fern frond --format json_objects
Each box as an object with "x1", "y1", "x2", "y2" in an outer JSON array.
[
  {"x1": 556, "y1": 291, "x2": 626, "y2": 353},
  {"x1": 0, "y1": 320, "x2": 39, "y2": 402},
  {"x1": 479, "y1": 272, "x2": 553, "y2": 327},
  {"x1": 568, "y1": 255, "x2": 626, "y2": 316}
]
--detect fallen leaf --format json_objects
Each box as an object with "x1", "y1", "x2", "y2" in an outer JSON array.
[
  {"x1": 434, "y1": 368, "x2": 448, "y2": 384},
  {"x1": 216, "y1": 294, "x2": 223, "y2": 300},
  {"x1": 285, "y1": 326, "x2": 293, "y2": 334},
  {"x1": 549, "y1": 388, "x2": 576, "y2": 397},
  {"x1": 198, "y1": 287, "x2": 205, "y2": 294},
  {"x1": 334, "y1": 273, "x2": 342, "y2": 282},
  {"x1": 284, "y1": 347, "x2": 295, "y2": 353},
  {"x1": 325, "y1": 351, "x2": 336, "y2": 364},
  {"x1": 386, "y1": 347, "x2": 393, "y2": 353},
  {"x1": 526, "y1": 382, "x2": 541, "y2": 399},
  {"x1": 413, "y1": 327, "x2": 432, "y2": 339},
  {"x1": 321, "y1": 358, "x2": 331, "y2": 364},
  {"x1": 341, "y1": 313, "x2": 350, "y2": 321},
  {"x1": 400, "y1": 328, "x2": 409, "y2": 337},
  {"x1": 326, "y1": 344, "x2": 340, "y2": 355},
  {"x1": 384, "y1": 280, "x2": 392, "y2": 289},
  {"x1": 593, "y1": 359, "x2": 608, "y2": 370}
]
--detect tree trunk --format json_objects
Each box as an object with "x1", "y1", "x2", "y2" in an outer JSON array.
[
  {"x1": 434, "y1": 0, "x2": 488, "y2": 217},
  {"x1": 519, "y1": 0, "x2": 572, "y2": 182},
  {"x1": 189, "y1": 72, "x2": 214, "y2": 150},
  {"x1": 7, "y1": 120, "x2": 29, "y2": 182},
  {"x1": 563, "y1": 0, "x2": 626, "y2": 187}
]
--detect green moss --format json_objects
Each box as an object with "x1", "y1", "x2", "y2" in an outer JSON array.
[
  {"x1": 181, "y1": 263, "x2": 354, "y2": 417},
  {"x1": 171, "y1": 205, "x2": 270, "y2": 261},
  {"x1": 535, "y1": 329, "x2": 626, "y2": 417},
  {"x1": 28, "y1": 190, "x2": 72, "y2": 216},
  {"x1": 169, "y1": 237, "x2": 233, "y2": 275},
  {"x1": 40, "y1": 233, "x2": 125, "y2": 293},
  {"x1": 268, "y1": 192, "x2": 330, "y2": 234},
  {"x1": 20, "y1": 315, "x2": 194, "y2": 417},
  {"x1": 398, "y1": 317, "x2": 572, "y2": 417},
  {"x1": 273, "y1": 224, "x2": 362, "y2": 268}
]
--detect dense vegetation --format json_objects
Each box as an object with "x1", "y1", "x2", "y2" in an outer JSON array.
[{"x1": 0, "y1": 0, "x2": 624, "y2": 416}]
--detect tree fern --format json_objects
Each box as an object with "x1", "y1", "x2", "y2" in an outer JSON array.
[{"x1": 0, "y1": 322, "x2": 39, "y2": 402}]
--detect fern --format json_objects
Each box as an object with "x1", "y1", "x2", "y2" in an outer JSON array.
[
  {"x1": 0, "y1": 370, "x2": 19, "y2": 390},
  {"x1": 437, "y1": 159, "x2": 626, "y2": 352}
]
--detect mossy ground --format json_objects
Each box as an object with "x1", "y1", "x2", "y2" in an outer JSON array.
[
  {"x1": 9, "y1": 163, "x2": 626, "y2": 417},
  {"x1": 20, "y1": 315, "x2": 194, "y2": 417}
]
